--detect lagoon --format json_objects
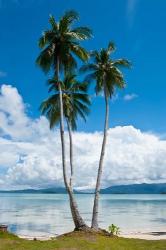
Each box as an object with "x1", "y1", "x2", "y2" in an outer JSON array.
[{"x1": 0, "y1": 193, "x2": 165, "y2": 237}]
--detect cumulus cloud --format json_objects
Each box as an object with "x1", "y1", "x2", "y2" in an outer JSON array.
[
  {"x1": 0, "y1": 85, "x2": 166, "y2": 190},
  {"x1": 123, "y1": 93, "x2": 138, "y2": 101}
]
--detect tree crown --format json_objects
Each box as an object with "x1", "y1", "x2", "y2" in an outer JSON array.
[
  {"x1": 80, "y1": 42, "x2": 131, "y2": 98},
  {"x1": 36, "y1": 10, "x2": 93, "y2": 75},
  {"x1": 40, "y1": 73, "x2": 91, "y2": 130}
]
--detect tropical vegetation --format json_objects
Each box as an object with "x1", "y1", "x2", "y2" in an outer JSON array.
[
  {"x1": 108, "y1": 224, "x2": 120, "y2": 235},
  {"x1": 36, "y1": 10, "x2": 92, "y2": 231},
  {"x1": 80, "y1": 43, "x2": 131, "y2": 229},
  {"x1": 40, "y1": 73, "x2": 91, "y2": 191},
  {"x1": 0, "y1": 7, "x2": 165, "y2": 250},
  {"x1": 36, "y1": 9, "x2": 130, "y2": 232}
]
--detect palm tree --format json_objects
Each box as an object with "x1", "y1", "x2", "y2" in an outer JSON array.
[
  {"x1": 40, "y1": 74, "x2": 91, "y2": 229},
  {"x1": 36, "y1": 10, "x2": 92, "y2": 230},
  {"x1": 40, "y1": 73, "x2": 91, "y2": 190},
  {"x1": 80, "y1": 42, "x2": 131, "y2": 230}
]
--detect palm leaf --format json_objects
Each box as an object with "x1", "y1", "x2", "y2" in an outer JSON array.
[
  {"x1": 70, "y1": 26, "x2": 92, "y2": 40},
  {"x1": 81, "y1": 41, "x2": 130, "y2": 98},
  {"x1": 36, "y1": 44, "x2": 55, "y2": 73},
  {"x1": 70, "y1": 44, "x2": 89, "y2": 62},
  {"x1": 40, "y1": 73, "x2": 91, "y2": 131},
  {"x1": 107, "y1": 41, "x2": 116, "y2": 54},
  {"x1": 112, "y1": 59, "x2": 131, "y2": 68},
  {"x1": 49, "y1": 15, "x2": 58, "y2": 31},
  {"x1": 59, "y1": 10, "x2": 79, "y2": 33}
]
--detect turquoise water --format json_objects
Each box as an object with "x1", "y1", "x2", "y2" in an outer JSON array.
[{"x1": 0, "y1": 194, "x2": 165, "y2": 237}]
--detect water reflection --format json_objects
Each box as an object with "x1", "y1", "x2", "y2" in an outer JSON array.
[{"x1": 0, "y1": 194, "x2": 165, "y2": 236}]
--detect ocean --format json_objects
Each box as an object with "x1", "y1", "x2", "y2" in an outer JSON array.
[{"x1": 0, "y1": 193, "x2": 165, "y2": 237}]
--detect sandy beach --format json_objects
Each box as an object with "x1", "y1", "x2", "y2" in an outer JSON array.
[
  {"x1": 121, "y1": 231, "x2": 166, "y2": 240},
  {"x1": 17, "y1": 231, "x2": 166, "y2": 241}
]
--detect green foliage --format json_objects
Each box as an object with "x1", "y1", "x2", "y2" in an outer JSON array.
[
  {"x1": 80, "y1": 41, "x2": 131, "y2": 99},
  {"x1": 36, "y1": 10, "x2": 92, "y2": 74},
  {"x1": 108, "y1": 224, "x2": 120, "y2": 235},
  {"x1": 40, "y1": 73, "x2": 91, "y2": 130}
]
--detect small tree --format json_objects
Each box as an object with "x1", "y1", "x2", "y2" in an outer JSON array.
[{"x1": 108, "y1": 224, "x2": 120, "y2": 235}]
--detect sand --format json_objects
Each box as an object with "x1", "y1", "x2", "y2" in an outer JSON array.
[
  {"x1": 18, "y1": 231, "x2": 166, "y2": 241},
  {"x1": 120, "y1": 231, "x2": 166, "y2": 240}
]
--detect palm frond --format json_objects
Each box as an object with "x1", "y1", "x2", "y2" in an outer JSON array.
[
  {"x1": 40, "y1": 95, "x2": 60, "y2": 129},
  {"x1": 63, "y1": 53, "x2": 77, "y2": 73},
  {"x1": 49, "y1": 14, "x2": 58, "y2": 31},
  {"x1": 37, "y1": 9, "x2": 92, "y2": 76},
  {"x1": 80, "y1": 64, "x2": 97, "y2": 73},
  {"x1": 41, "y1": 73, "x2": 91, "y2": 131},
  {"x1": 112, "y1": 59, "x2": 131, "y2": 68},
  {"x1": 73, "y1": 93, "x2": 91, "y2": 105},
  {"x1": 70, "y1": 26, "x2": 92, "y2": 40},
  {"x1": 38, "y1": 31, "x2": 55, "y2": 48},
  {"x1": 80, "y1": 41, "x2": 131, "y2": 98},
  {"x1": 70, "y1": 117, "x2": 77, "y2": 131},
  {"x1": 72, "y1": 81, "x2": 89, "y2": 93},
  {"x1": 71, "y1": 44, "x2": 89, "y2": 62},
  {"x1": 74, "y1": 102, "x2": 88, "y2": 122},
  {"x1": 107, "y1": 41, "x2": 116, "y2": 54},
  {"x1": 49, "y1": 108, "x2": 60, "y2": 129},
  {"x1": 59, "y1": 10, "x2": 79, "y2": 33},
  {"x1": 36, "y1": 45, "x2": 54, "y2": 73},
  {"x1": 95, "y1": 78, "x2": 103, "y2": 95}
]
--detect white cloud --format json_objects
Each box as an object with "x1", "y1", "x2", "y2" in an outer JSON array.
[
  {"x1": 0, "y1": 85, "x2": 166, "y2": 190},
  {"x1": 123, "y1": 93, "x2": 138, "y2": 101}
]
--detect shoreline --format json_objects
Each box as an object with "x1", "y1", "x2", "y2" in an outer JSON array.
[
  {"x1": 120, "y1": 231, "x2": 166, "y2": 240},
  {"x1": 17, "y1": 231, "x2": 166, "y2": 241}
]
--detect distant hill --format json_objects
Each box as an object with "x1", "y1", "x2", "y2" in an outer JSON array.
[
  {"x1": 0, "y1": 183, "x2": 166, "y2": 194},
  {"x1": 0, "y1": 187, "x2": 68, "y2": 194},
  {"x1": 100, "y1": 183, "x2": 166, "y2": 194}
]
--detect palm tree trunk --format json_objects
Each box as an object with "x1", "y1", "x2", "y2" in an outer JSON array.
[
  {"x1": 66, "y1": 118, "x2": 89, "y2": 229},
  {"x1": 66, "y1": 118, "x2": 74, "y2": 190},
  {"x1": 91, "y1": 83, "x2": 109, "y2": 230},
  {"x1": 57, "y1": 58, "x2": 88, "y2": 230}
]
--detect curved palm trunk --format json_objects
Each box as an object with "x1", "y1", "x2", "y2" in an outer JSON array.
[
  {"x1": 91, "y1": 84, "x2": 109, "y2": 230},
  {"x1": 66, "y1": 118, "x2": 74, "y2": 190},
  {"x1": 57, "y1": 58, "x2": 88, "y2": 230},
  {"x1": 66, "y1": 118, "x2": 88, "y2": 229}
]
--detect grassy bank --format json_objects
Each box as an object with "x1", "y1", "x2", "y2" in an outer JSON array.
[{"x1": 0, "y1": 231, "x2": 166, "y2": 250}]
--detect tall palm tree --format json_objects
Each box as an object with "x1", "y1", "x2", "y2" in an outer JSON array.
[
  {"x1": 40, "y1": 74, "x2": 91, "y2": 229},
  {"x1": 36, "y1": 10, "x2": 92, "y2": 230},
  {"x1": 40, "y1": 73, "x2": 91, "y2": 190},
  {"x1": 80, "y1": 42, "x2": 131, "y2": 230}
]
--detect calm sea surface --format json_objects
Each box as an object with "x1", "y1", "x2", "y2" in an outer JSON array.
[{"x1": 0, "y1": 194, "x2": 165, "y2": 237}]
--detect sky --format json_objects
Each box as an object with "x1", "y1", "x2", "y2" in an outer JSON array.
[{"x1": 0, "y1": 0, "x2": 166, "y2": 189}]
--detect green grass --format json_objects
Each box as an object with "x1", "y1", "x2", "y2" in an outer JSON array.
[{"x1": 0, "y1": 231, "x2": 166, "y2": 250}]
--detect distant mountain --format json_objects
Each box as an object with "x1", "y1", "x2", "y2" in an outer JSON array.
[
  {"x1": 0, "y1": 187, "x2": 68, "y2": 194},
  {"x1": 0, "y1": 183, "x2": 166, "y2": 194},
  {"x1": 100, "y1": 183, "x2": 166, "y2": 194}
]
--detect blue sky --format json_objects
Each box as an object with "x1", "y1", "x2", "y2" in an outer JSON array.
[{"x1": 0, "y1": 0, "x2": 166, "y2": 133}]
